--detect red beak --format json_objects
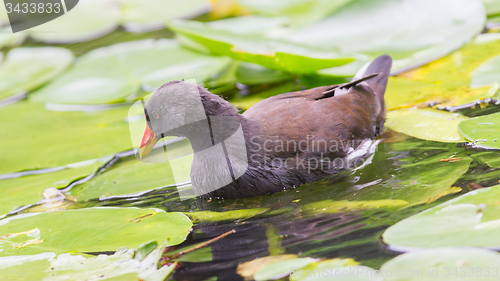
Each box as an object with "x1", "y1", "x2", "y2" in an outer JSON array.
[{"x1": 139, "y1": 124, "x2": 158, "y2": 159}]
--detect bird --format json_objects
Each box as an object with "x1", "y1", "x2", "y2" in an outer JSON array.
[{"x1": 139, "y1": 55, "x2": 392, "y2": 199}]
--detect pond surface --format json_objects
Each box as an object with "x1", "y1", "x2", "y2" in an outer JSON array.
[
  {"x1": 70, "y1": 134, "x2": 497, "y2": 281},
  {"x1": 3, "y1": 10, "x2": 500, "y2": 281}
]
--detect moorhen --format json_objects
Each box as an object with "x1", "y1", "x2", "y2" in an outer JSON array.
[{"x1": 139, "y1": 55, "x2": 392, "y2": 199}]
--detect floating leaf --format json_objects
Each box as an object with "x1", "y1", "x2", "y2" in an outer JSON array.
[
  {"x1": 30, "y1": 0, "x2": 120, "y2": 44},
  {"x1": 383, "y1": 184, "x2": 500, "y2": 250},
  {"x1": 31, "y1": 39, "x2": 231, "y2": 104},
  {"x1": 250, "y1": 256, "x2": 379, "y2": 281},
  {"x1": 0, "y1": 207, "x2": 192, "y2": 256},
  {"x1": 471, "y1": 54, "x2": 500, "y2": 89},
  {"x1": 69, "y1": 154, "x2": 192, "y2": 201},
  {"x1": 484, "y1": 0, "x2": 500, "y2": 16},
  {"x1": 0, "y1": 27, "x2": 26, "y2": 49},
  {"x1": 386, "y1": 39, "x2": 500, "y2": 110},
  {"x1": 289, "y1": 259, "x2": 360, "y2": 281},
  {"x1": 236, "y1": 62, "x2": 293, "y2": 85},
  {"x1": 237, "y1": 254, "x2": 298, "y2": 278},
  {"x1": 0, "y1": 247, "x2": 176, "y2": 281},
  {"x1": 301, "y1": 199, "x2": 408, "y2": 214},
  {"x1": 0, "y1": 160, "x2": 103, "y2": 216},
  {"x1": 168, "y1": 19, "x2": 357, "y2": 74},
  {"x1": 0, "y1": 102, "x2": 133, "y2": 174},
  {"x1": 285, "y1": 0, "x2": 485, "y2": 76},
  {"x1": 385, "y1": 109, "x2": 469, "y2": 143},
  {"x1": 381, "y1": 247, "x2": 500, "y2": 281},
  {"x1": 120, "y1": 0, "x2": 208, "y2": 32},
  {"x1": 237, "y1": 0, "x2": 354, "y2": 26},
  {"x1": 0, "y1": 48, "x2": 73, "y2": 101},
  {"x1": 459, "y1": 112, "x2": 500, "y2": 149},
  {"x1": 254, "y1": 258, "x2": 319, "y2": 281}
]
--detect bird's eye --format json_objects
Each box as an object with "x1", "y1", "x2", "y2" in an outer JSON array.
[{"x1": 153, "y1": 112, "x2": 160, "y2": 119}]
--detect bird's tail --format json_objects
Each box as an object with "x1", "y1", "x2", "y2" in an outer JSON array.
[{"x1": 355, "y1": 55, "x2": 392, "y2": 132}]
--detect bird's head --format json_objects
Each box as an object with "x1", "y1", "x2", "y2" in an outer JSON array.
[{"x1": 139, "y1": 80, "x2": 209, "y2": 159}]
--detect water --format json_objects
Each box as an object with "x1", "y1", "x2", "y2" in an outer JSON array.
[
  {"x1": 7, "y1": 25, "x2": 500, "y2": 281},
  {"x1": 74, "y1": 136, "x2": 500, "y2": 281}
]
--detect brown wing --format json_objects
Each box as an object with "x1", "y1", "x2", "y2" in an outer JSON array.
[{"x1": 242, "y1": 84, "x2": 380, "y2": 159}]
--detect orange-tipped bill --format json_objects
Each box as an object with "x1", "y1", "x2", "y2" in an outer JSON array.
[{"x1": 139, "y1": 124, "x2": 158, "y2": 159}]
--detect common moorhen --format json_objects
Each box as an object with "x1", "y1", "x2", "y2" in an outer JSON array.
[{"x1": 139, "y1": 55, "x2": 392, "y2": 199}]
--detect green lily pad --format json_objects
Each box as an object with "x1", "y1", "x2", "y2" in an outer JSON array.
[
  {"x1": 301, "y1": 199, "x2": 409, "y2": 214},
  {"x1": 292, "y1": 267, "x2": 382, "y2": 281},
  {"x1": 386, "y1": 39, "x2": 500, "y2": 110},
  {"x1": 0, "y1": 247, "x2": 176, "y2": 281},
  {"x1": 0, "y1": 27, "x2": 26, "y2": 49},
  {"x1": 168, "y1": 19, "x2": 356, "y2": 74},
  {"x1": 0, "y1": 101, "x2": 133, "y2": 174},
  {"x1": 484, "y1": 0, "x2": 500, "y2": 16},
  {"x1": 0, "y1": 207, "x2": 192, "y2": 256},
  {"x1": 289, "y1": 258, "x2": 360, "y2": 281},
  {"x1": 471, "y1": 54, "x2": 500, "y2": 89},
  {"x1": 251, "y1": 256, "x2": 380, "y2": 281},
  {"x1": 69, "y1": 153, "x2": 193, "y2": 201},
  {"x1": 383, "y1": 184, "x2": 500, "y2": 250},
  {"x1": 31, "y1": 39, "x2": 231, "y2": 104},
  {"x1": 120, "y1": 0, "x2": 208, "y2": 32},
  {"x1": 236, "y1": 62, "x2": 293, "y2": 85},
  {"x1": 237, "y1": 0, "x2": 354, "y2": 26},
  {"x1": 0, "y1": 159, "x2": 104, "y2": 217},
  {"x1": 0, "y1": 47, "x2": 73, "y2": 101},
  {"x1": 459, "y1": 112, "x2": 500, "y2": 149},
  {"x1": 254, "y1": 258, "x2": 319, "y2": 281},
  {"x1": 286, "y1": 0, "x2": 485, "y2": 76},
  {"x1": 30, "y1": 0, "x2": 120, "y2": 44},
  {"x1": 381, "y1": 247, "x2": 500, "y2": 281},
  {"x1": 385, "y1": 109, "x2": 469, "y2": 143}
]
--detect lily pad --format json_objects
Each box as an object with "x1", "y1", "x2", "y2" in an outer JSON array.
[
  {"x1": 249, "y1": 256, "x2": 380, "y2": 281},
  {"x1": 31, "y1": 39, "x2": 231, "y2": 104},
  {"x1": 484, "y1": 0, "x2": 500, "y2": 16},
  {"x1": 286, "y1": 0, "x2": 485, "y2": 76},
  {"x1": 0, "y1": 27, "x2": 27, "y2": 49},
  {"x1": 383, "y1": 184, "x2": 500, "y2": 250},
  {"x1": 381, "y1": 247, "x2": 500, "y2": 281},
  {"x1": 168, "y1": 19, "x2": 357, "y2": 74},
  {"x1": 30, "y1": 0, "x2": 120, "y2": 44},
  {"x1": 69, "y1": 154, "x2": 193, "y2": 201},
  {"x1": 0, "y1": 246, "x2": 176, "y2": 281},
  {"x1": 237, "y1": 0, "x2": 354, "y2": 26},
  {"x1": 0, "y1": 101, "x2": 133, "y2": 174},
  {"x1": 236, "y1": 62, "x2": 293, "y2": 85},
  {"x1": 0, "y1": 159, "x2": 103, "y2": 217},
  {"x1": 254, "y1": 257, "x2": 318, "y2": 281},
  {"x1": 385, "y1": 109, "x2": 469, "y2": 143},
  {"x1": 289, "y1": 258, "x2": 360, "y2": 281},
  {"x1": 120, "y1": 0, "x2": 209, "y2": 32},
  {"x1": 0, "y1": 47, "x2": 73, "y2": 101},
  {"x1": 0, "y1": 207, "x2": 192, "y2": 256},
  {"x1": 470, "y1": 54, "x2": 500, "y2": 89},
  {"x1": 385, "y1": 39, "x2": 500, "y2": 110},
  {"x1": 459, "y1": 112, "x2": 500, "y2": 149}
]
